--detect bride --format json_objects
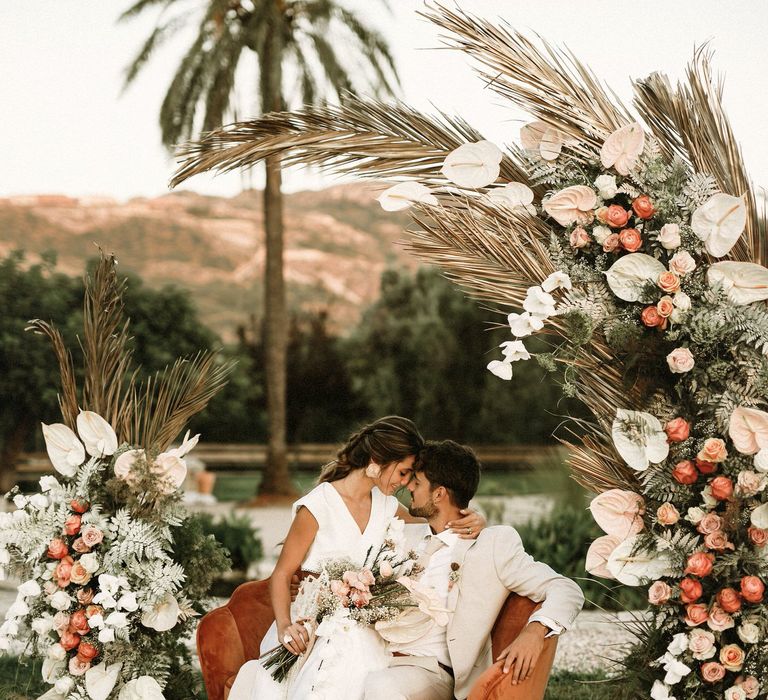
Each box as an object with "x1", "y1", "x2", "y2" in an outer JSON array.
[{"x1": 227, "y1": 416, "x2": 485, "y2": 700}]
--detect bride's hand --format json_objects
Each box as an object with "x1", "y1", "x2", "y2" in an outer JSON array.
[
  {"x1": 279, "y1": 621, "x2": 309, "y2": 655},
  {"x1": 446, "y1": 508, "x2": 486, "y2": 539}
]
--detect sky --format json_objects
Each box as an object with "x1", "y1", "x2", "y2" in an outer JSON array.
[{"x1": 2, "y1": 1, "x2": 767, "y2": 201}]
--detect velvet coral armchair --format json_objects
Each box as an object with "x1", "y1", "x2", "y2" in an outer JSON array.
[{"x1": 197, "y1": 579, "x2": 558, "y2": 700}]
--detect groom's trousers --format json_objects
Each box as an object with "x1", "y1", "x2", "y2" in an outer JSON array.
[{"x1": 363, "y1": 655, "x2": 454, "y2": 700}]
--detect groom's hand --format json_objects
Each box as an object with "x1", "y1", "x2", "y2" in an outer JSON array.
[{"x1": 496, "y1": 622, "x2": 547, "y2": 685}]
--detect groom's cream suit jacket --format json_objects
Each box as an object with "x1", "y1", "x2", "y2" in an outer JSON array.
[{"x1": 444, "y1": 526, "x2": 584, "y2": 699}]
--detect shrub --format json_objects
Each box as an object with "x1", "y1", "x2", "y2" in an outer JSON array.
[{"x1": 197, "y1": 512, "x2": 263, "y2": 572}]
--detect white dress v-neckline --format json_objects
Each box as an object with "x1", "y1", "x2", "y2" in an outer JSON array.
[{"x1": 326, "y1": 481, "x2": 378, "y2": 536}]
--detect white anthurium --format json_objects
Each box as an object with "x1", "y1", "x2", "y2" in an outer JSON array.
[
  {"x1": 754, "y1": 449, "x2": 768, "y2": 473},
  {"x1": 729, "y1": 406, "x2": 768, "y2": 455},
  {"x1": 522, "y1": 286, "x2": 556, "y2": 318},
  {"x1": 541, "y1": 271, "x2": 572, "y2": 293},
  {"x1": 168, "y1": 430, "x2": 201, "y2": 458},
  {"x1": 651, "y1": 680, "x2": 676, "y2": 700},
  {"x1": 41, "y1": 657, "x2": 66, "y2": 684},
  {"x1": 376, "y1": 182, "x2": 439, "y2": 212},
  {"x1": 542, "y1": 185, "x2": 597, "y2": 227},
  {"x1": 486, "y1": 360, "x2": 513, "y2": 381},
  {"x1": 604, "y1": 253, "x2": 667, "y2": 302},
  {"x1": 691, "y1": 193, "x2": 747, "y2": 258},
  {"x1": 612, "y1": 409, "x2": 670, "y2": 471},
  {"x1": 85, "y1": 661, "x2": 123, "y2": 700},
  {"x1": 118, "y1": 676, "x2": 166, "y2": 700},
  {"x1": 600, "y1": 122, "x2": 645, "y2": 175},
  {"x1": 507, "y1": 311, "x2": 544, "y2": 338},
  {"x1": 667, "y1": 633, "x2": 689, "y2": 657},
  {"x1": 76, "y1": 411, "x2": 118, "y2": 458},
  {"x1": 589, "y1": 490, "x2": 645, "y2": 538},
  {"x1": 440, "y1": 140, "x2": 502, "y2": 188},
  {"x1": 375, "y1": 606, "x2": 435, "y2": 645},
  {"x1": 708, "y1": 261, "x2": 768, "y2": 305},
  {"x1": 141, "y1": 593, "x2": 180, "y2": 632},
  {"x1": 659, "y1": 652, "x2": 692, "y2": 685},
  {"x1": 485, "y1": 182, "x2": 536, "y2": 215},
  {"x1": 606, "y1": 535, "x2": 673, "y2": 586},
  {"x1": 751, "y1": 503, "x2": 768, "y2": 529},
  {"x1": 41, "y1": 422, "x2": 85, "y2": 477},
  {"x1": 500, "y1": 340, "x2": 530, "y2": 362},
  {"x1": 585, "y1": 534, "x2": 622, "y2": 579},
  {"x1": 520, "y1": 120, "x2": 570, "y2": 161}
]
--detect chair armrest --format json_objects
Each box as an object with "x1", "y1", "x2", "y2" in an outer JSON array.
[
  {"x1": 197, "y1": 606, "x2": 247, "y2": 700},
  {"x1": 468, "y1": 635, "x2": 558, "y2": 700}
]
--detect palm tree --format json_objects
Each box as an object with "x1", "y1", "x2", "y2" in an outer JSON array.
[{"x1": 120, "y1": 0, "x2": 399, "y2": 496}]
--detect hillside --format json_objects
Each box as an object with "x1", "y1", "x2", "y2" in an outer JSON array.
[{"x1": 0, "y1": 185, "x2": 413, "y2": 341}]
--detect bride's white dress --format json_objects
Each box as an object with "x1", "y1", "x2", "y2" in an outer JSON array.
[{"x1": 227, "y1": 482, "x2": 398, "y2": 700}]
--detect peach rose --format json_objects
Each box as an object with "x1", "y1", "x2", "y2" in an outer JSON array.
[
  {"x1": 68, "y1": 655, "x2": 90, "y2": 676},
  {"x1": 605, "y1": 204, "x2": 630, "y2": 228},
  {"x1": 70, "y1": 499, "x2": 89, "y2": 514},
  {"x1": 688, "y1": 628, "x2": 716, "y2": 660},
  {"x1": 648, "y1": 580, "x2": 672, "y2": 605},
  {"x1": 679, "y1": 577, "x2": 703, "y2": 603},
  {"x1": 658, "y1": 271, "x2": 681, "y2": 293},
  {"x1": 710, "y1": 476, "x2": 734, "y2": 501},
  {"x1": 704, "y1": 531, "x2": 734, "y2": 551},
  {"x1": 696, "y1": 513, "x2": 722, "y2": 535},
  {"x1": 684, "y1": 603, "x2": 709, "y2": 626},
  {"x1": 641, "y1": 306, "x2": 664, "y2": 328},
  {"x1": 69, "y1": 610, "x2": 89, "y2": 636},
  {"x1": 595, "y1": 206, "x2": 609, "y2": 224},
  {"x1": 698, "y1": 438, "x2": 727, "y2": 463},
  {"x1": 717, "y1": 588, "x2": 742, "y2": 614},
  {"x1": 60, "y1": 630, "x2": 80, "y2": 651},
  {"x1": 740, "y1": 576, "x2": 764, "y2": 604},
  {"x1": 80, "y1": 525, "x2": 103, "y2": 548},
  {"x1": 76, "y1": 588, "x2": 94, "y2": 606},
  {"x1": 740, "y1": 676, "x2": 760, "y2": 699},
  {"x1": 685, "y1": 552, "x2": 715, "y2": 577},
  {"x1": 748, "y1": 526, "x2": 768, "y2": 547},
  {"x1": 76, "y1": 641, "x2": 99, "y2": 662},
  {"x1": 632, "y1": 195, "x2": 655, "y2": 220},
  {"x1": 665, "y1": 417, "x2": 690, "y2": 442},
  {"x1": 85, "y1": 604, "x2": 103, "y2": 619},
  {"x1": 657, "y1": 296, "x2": 675, "y2": 318},
  {"x1": 695, "y1": 458, "x2": 717, "y2": 475},
  {"x1": 570, "y1": 226, "x2": 591, "y2": 248},
  {"x1": 72, "y1": 537, "x2": 91, "y2": 554},
  {"x1": 701, "y1": 661, "x2": 726, "y2": 683},
  {"x1": 720, "y1": 644, "x2": 745, "y2": 672},
  {"x1": 47, "y1": 538, "x2": 69, "y2": 560},
  {"x1": 672, "y1": 460, "x2": 698, "y2": 485},
  {"x1": 69, "y1": 561, "x2": 91, "y2": 586},
  {"x1": 619, "y1": 228, "x2": 643, "y2": 252},
  {"x1": 707, "y1": 605, "x2": 735, "y2": 632},
  {"x1": 656, "y1": 503, "x2": 680, "y2": 526},
  {"x1": 602, "y1": 233, "x2": 620, "y2": 252},
  {"x1": 63, "y1": 514, "x2": 82, "y2": 537},
  {"x1": 667, "y1": 347, "x2": 694, "y2": 373}
]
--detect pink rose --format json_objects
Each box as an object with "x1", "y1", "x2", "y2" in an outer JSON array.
[
  {"x1": 350, "y1": 589, "x2": 372, "y2": 608},
  {"x1": 696, "y1": 513, "x2": 722, "y2": 535},
  {"x1": 76, "y1": 588, "x2": 94, "y2": 605},
  {"x1": 688, "y1": 628, "x2": 716, "y2": 660},
  {"x1": 672, "y1": 460, "x2": 698, "y2": 485},
  {"x1": 44, "y1": 581, "x2": 58, "y2": 595},
  {"x1": 359, "y1": 568, "x2": 375, "y2": 587},
  {"x1": 648, "y1": 580, "x2": 672, "y2": 605},
  {"x1": 684, "y1": 603, "x2": 708, "y2": 626},
  {"x1": 736, "y1": 470, "x2": 766, "y2": 497},
  {"x1": 656, "y1": 503, "x2": 679, "y2": 526},
  {"x1": 710, "y1": 476, "x2": 734, "y2": 501},
  {"x1": 329, "y1": 579, "x2": 350, "y2": 601},
  {"x1": 569, "y1": 226, "x2": 591, "y2": 249},
  {"x1": 748, "y1": 526, "x2": 768, "y2": 547},
  {"x1": 658, "y1": 271, "x2": 681, "y2": 293},
  {"x1": 740, "y1": 676, "x2": 760, "y2": 699},
  {"x1": 740, "y1": 576, "x2": 764, "y2": 604},
  {"x1": 602, "y1": 233, "x2": 620, "y2": 252},
  {"x1": 68, "y1": 655, "x2": 90, "y2": 676},
  {"x1": 720, "y1": 643, "x2": 745, "y2": 672},
  {"x1": 53, "y1": 612, "x2": 71, "y2": 634},
  {"x1": 717, "y1": 588, "x2": 742, "y2": 613},
  {"x1": 63, "y1": 515, "x2": 82, "y2": 536},
  {"x1": 685, "y1": 552, "x2": 714, "y2": 577},
  {"x1": 669, "y1": 250, "x2": 696, "y2": 276},
  {"x1": 47, "y1": 538, "x2": 69, "y2": 560},
  {"x1": 656, "y1": 296, "x2": 675, "y2": 318},
  {"x1": 667, "y1": 347, "x2": 694, "y2": 373},
  {"x1": 707, "y1": 605, "x2": 735, "y2": 632},
  {"x1": 679, "y1": 577, "x2": 703, "y2": 603},
  {"x1": 704, "y1": 531, "x2": 734, "y2": 551},
  {"x1": 72, "y1": 537, "x2": 91, "y2": 554},
  {"x1": 605, "y1": 204, "x2": 630, "y2": 228},
  {"x1": 701, "y1": 661, "x2": 726, "y2": 683},
  {"x1": 632, "y1": 195, "x2": 655, "y2": 220},
  {"x1": 698, "y1": 438, "x2": 727, "y2": 463},
  {"x1": 80, "y1": 525, "x2": 103, "y2": 548},
  {"x1": 665, "y1": 417, "x2": 690, "y2": 443}
]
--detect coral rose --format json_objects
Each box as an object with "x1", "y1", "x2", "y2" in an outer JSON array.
[
  {"x1": 684, "y1": 603, "x2": 708, "y2": 626},
  {"x1": 710, "y1": 476, "x2": 734, "y2": 501},
  {"x1": 748, "y1": 526, "x2": 768, "y2": 547},
  {"x1": 632, "y1": 195, "x2": 655, "y2": 219},
  {"x1": 665, "y1": 417, "x2": 690, "y2": 442},
  {"x1": 70, "y1": 499, "x2": 89, "y2": 514},
  {"x1": 69, "y1": 610, "x2": 89, "y2": 636},
  {"x1": 695, "y1": 458, "x2": 717, "y2": 475},
  {"x1": 641, "y1": 306, "x2": 664, "y2": 328},
  {"x1": 602, "y1": 233, "x2": 620, "y2": 252},
  {"x1": 63, "y1": 515, "x2": 81, "y2": 536},
  {"x1": 80, "y1": 525, "x2": 104, "y2": 548},
  {"x1": 698, "y1": 438, "x2": 727, "y2": 463},
  {"x1": 605, "y1": 205, "x2": 630, "y2": 228},
  {"x1": 658, "y1": 271, "x2": 681, "y2": 293},
  {"x1": 672, "y1": 460, "x2": 698, "y2": 485},
  {"x1": 55, "y1": 556, "x2": 74, "y2": 587},
  {"x1": 685, "y1": 552, "x2": 714, "y2": 577},
  {"x1": 656, "y1": 296, "x2": 674, "y2": 318},
  {"x1": 740, "y1": 576, "x2": 764, "y2": 603},
  {"x1": 701, "y1": 661, "x2": 726, "y2": 683},
  {"x1": 59, "y1": 630, "x2": 80, "y2": 652},
  {"x1": 717, "y1": 588, "x2": 742, "y2": 613},
  {"x1": 648, "y1": 580, "x2": 672, "y2": 605},
  {"x1": 720, "y1": 644, "x2": 745, "y2": 672},
  {"x1": 76, "y1": 641, "x2": 98, "y2": 662},
  {"x1": 569, "y1": 226, "x2": 591, "y2": 248},
  {"x1": 47, "y1": 538, "x2": 69, "y2": 560},
  {"x1": 656, "y1": 503, "x2": 679, "y2": 525},
  {"x1": 679, "y1": 577, "x2": 703, "y2": 603},
  {"x1": 619, "y1": 228, "x2": 642, "y2": 252}
]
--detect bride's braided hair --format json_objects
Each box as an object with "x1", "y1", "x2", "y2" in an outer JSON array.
[{"x1": 318, "y1": 416, "x2": 424, "y2": 484}]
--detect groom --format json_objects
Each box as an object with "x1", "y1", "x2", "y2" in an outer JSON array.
[{"x1": 365, "y1": 440, "x2": 584, "y2": 700}]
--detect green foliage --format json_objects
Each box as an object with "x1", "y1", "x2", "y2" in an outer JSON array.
[
  {"x1": 171, "y1": 514, "x2": 233, "y2": 600},
  {"x1": 195, "y1": 512, "x2": 262, "y2": 572}
]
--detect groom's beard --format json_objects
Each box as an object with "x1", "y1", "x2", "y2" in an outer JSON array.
[{"x1": 408, "y1": 497, "x2": 437, "y2": 519}]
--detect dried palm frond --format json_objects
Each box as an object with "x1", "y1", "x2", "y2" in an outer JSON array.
[
  {"x1": 24, "y1": 320, "x2": 79, "y2": 430},
  {"x1": 422, "y1": 3, "x2": 633, "y2": 156},
  {"x1": 559, "y1": 430, "x2": 638, "y2": 494},
  {"x1": 633, "y1": 48, "x2": 761, "y2": 264}
]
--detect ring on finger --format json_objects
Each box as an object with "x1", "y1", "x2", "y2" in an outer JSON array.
[
  {"x1": 467, "y1": 527, "x2": 473, "y2": 535},
  {"x1": 283, "y1": 634, "x2": 292, "y2": 644}
]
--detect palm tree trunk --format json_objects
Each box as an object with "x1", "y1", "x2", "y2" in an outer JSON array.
[{"x1": 257, "y1": 5, "x2": 294, "y2": 497}]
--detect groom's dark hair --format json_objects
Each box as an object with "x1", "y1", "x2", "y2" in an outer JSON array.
[{"x1": 415, "y1": 440, "x2": 480, "y2": 509}]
